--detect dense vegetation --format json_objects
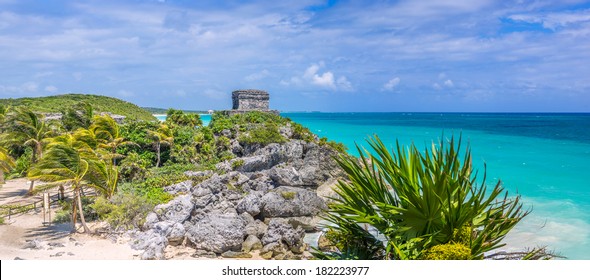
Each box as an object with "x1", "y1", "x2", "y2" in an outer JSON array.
[
  {"x1": 0, "y1": 94, "x2": 156, "y2": 121},
  {"x1": 0, "y1": 101, "x2": 340, "y2": 233}
]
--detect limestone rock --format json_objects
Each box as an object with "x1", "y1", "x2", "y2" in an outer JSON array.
[
  {"x1": 153, "y1": 195, "x2": 194, "y2": 224},
  {"x1": 131, "y1": 229, "x2": 168, "y2": 260},
  {"x1": 163, "y1": 180, "x2": 192, "y2": 195},
  {"x1": 184, "y1": 213, "x2": 246, "y2": 254},
  {"x1": 269, "y1": 166, "x2": 303, "y2": 186},
  {"x1": 192, "y1": 250, "x2": 217, "y2": 258},
  {"x1": 23, "y1": 239, "x2": 44, "y2": 250},
  {"x1": 260, "y1": 186, "x2": 327, "y2": 218},
  {"x1": 242, "y1": 235, "x2": 263, "y2": 253},
  {"x1": 221, "y1": 251, "x2": 252, "y2": 258},
  {"x1": 261, "y1": 219, "x2": 305, "y2": 249},
  {"x1": 236, "y1": 193, "x2": 262, "y2": 216}
]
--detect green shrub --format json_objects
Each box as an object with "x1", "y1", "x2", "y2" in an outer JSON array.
[
  {"x1": 165, "y1": 108, "x2": 202, "y2": 127},
  {"x1": 318, "y1": 137, "x2": 348, "y2": 153},
  {"x1": 0, "y1": 216, "x2": 4, "y2": 225},
  {"x1": 231, "y1": 159, "x2": 244, "y2": 170},
  {"x1": 53, "y1": 208, "x2": 71, "y2": 223},
  {"x1": 7, "y1": 148, "x2": 32, "y2": 179},
  {"x1": 292, "y1": 123, "x2": 315, "y2": 142},
  {"x1": 52, "y1": 197, "x2": 98, "y2": 223},
  {"x1": 92, "y1": 194, "x2": 154, "y2": 230},
  {"x1": 422, "y1": 243, "x2": 472, "y2": 260},
  {"x1": 239, "y1": 123, "x2": 286, "y2": 146},
  {"x1": 119, "y1": 152, "x2": 150, "y2": 182}
]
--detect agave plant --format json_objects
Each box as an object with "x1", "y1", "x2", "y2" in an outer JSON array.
[{"x1": 315, "y1": 135, "x2": 528, "y2": 260}]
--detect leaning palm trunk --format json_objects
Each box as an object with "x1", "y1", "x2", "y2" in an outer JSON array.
[
  {"x1": 27, "y1": 144, "x2": 42, "y2": 195},
  {"x1": 75, "y1": 187, "x2": 91, "y2": 233},
  {"x1": 156, "y1": 142, "x2": 161, "y2": 167}
]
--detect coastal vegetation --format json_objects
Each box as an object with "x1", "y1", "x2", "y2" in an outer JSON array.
[
  {"x1": 0, "y1": 94, "x2": 156, "y2": 121},
  {"x1": 0, "y1": 97, "x2": 328, "y2": 236},
  {"x1": 0, "y1": 94, "x2": 545, "y2": 259}
]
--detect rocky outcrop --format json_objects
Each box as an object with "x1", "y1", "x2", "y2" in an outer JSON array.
[{"x1": 133, "y1": 121, "x2": 344, "y2": 260}]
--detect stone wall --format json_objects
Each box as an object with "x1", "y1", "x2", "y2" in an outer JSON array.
[{"x1": 232, "y1": 90, "x2": 270, "y2": 110}]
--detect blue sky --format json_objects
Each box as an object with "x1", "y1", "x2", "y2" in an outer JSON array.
[{"x1": 1, "y1": 0, "x2": 589, "y2": 112}]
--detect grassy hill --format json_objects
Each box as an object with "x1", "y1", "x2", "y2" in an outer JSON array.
[{"x1": 0, "y1": 94, "x2": 156, "y2": 121}]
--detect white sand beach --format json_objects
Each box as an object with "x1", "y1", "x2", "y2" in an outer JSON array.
[{"x1": 0, "y1": 179, "x2": 141, "y2": 260}]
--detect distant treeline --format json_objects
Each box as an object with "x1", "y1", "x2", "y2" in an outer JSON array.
[
  {"x1": 142, "y1": 107, "x2": 209, "y2": 114},
  {"x1": 0, "y1": 94, "x2": 156, "y2": 121}
]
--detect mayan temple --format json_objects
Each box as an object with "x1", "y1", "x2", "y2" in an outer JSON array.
[{"x1": 230, "y1": 89, "x2": 279, "y2": 115}]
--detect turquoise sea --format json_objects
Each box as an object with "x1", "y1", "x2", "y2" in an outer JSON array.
[
  {"x1": 157, "y1": 112, "x2": 590, "y2": 259},
  {"x1": 282, "y1": 112, "x2": 590, "y2": 260}
]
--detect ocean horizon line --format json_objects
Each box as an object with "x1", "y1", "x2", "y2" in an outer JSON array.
[{"x1": 162, "y1": 110, "x2": 590, "y2": 114}]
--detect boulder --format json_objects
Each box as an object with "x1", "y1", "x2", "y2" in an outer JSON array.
[
  {"x1": 242, "y1": 235, "x2": 263, "y2": 253},
  {"x1": 131, "y1": 230, "x2": 168, "y2": 260},
  {"x1": 244, "y1": 219, "x2": 268, "y2": 238},
  {"x1": 163, "y1": 180, "x2": 192, "y2": 195},
  {"x1": 236, "y1": 155, "x2": 272, "y2": 172},
  {"x1": 184, "y1": 212, "x2": 247, "y2": 254},
  {"x1": 236, "y1": 193, "x2": 262, "y2": 216},
  {"x1": 269, "y1": 166, "x2": 303, "y2": 186},
  {"x1": 153, "y1": 195, "x2": 193, "y2": 224},
  {"x1": 221, "y1": 251, "x2": 252, "y2": 258},
  {"x1": 261, "y1": 219, "x2": 305, "y2": 249},
  {"x1": 260, "y1": 186, "x2": 327, "y2": 218},
  {"x1": 22, "y1": 239, "x2": 44, "y2": 250}
]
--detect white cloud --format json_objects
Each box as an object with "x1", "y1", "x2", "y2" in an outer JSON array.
[
  {"x1": 44, "y1": 85, "x2": 58, "y2": 93},
  {"x1": 0, "y1": 82, "x2": 39, "y2": 95},
  {"x1": 509, "y1": 10, "x2": 590, "y2": 30},
  {"x1": 244, "y1": 69, "x2": 270, "y2": 82},
  {"x1": 383, "y1": 77, "x2": 401, "y2": 90},
  {"x1": 297, "y1": 62, "x2": 352, "y2": 91},
  {"x1": 444, "y1": 79, "x2": 454, "y2": 87},
  {"x1": 337, "y1": 76, "x2": 353, "y2": 91},
  {"x1": 117, "y1": 90, "x2": 135, "y2": 97},
  {"x1": 202, "y1": 89, "x2": 227, "y2": 100}
]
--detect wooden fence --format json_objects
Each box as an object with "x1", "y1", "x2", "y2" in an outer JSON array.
[{"x1": 0, "y1": 188, "x2": 96, "y2": 221}]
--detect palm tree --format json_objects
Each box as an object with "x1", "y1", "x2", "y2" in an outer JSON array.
[
  {"x1": 147, "y1": 124, "x2": 173, "y2": 167},
  {"x1": 0, "y1": 107, "x2": 54, "y2": 194},
  {"x1": 62, "y1": 101, "x2": 94, "y2": 131},
  {"x1": 165, "y1": 108, "x2": 202, "y2": 127},
  {"x1": 0, "y1": 146, "x2": 15, "y2": 184},
  {"x1": 28, "y1": 130, "x2": 114, "y2": 233},
  {"x1": 90, "y1": 115, "x2": 136, "y2": 166},
  {"x1": 315, "y1": 135, "x2": 529, "y2": 260}
]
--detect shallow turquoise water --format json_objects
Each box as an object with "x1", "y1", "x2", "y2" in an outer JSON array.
[
  {"x1": 283, "y1": 112, "x2": 590, "y2": 259},
  {"x1": 155, "y1": 114, "x2": 211, "y2": 126}
]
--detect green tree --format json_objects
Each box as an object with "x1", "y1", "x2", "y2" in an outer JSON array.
[
  {"x1": 165, "y1": 108, "x2": 202, "y2": 127},
  {"x1": 0, "y1": 146, "x2": 15, "y2": 184},
  {"x1": 147, "y1": 124, "x2": 173, "y2": 167},
  {"x1": 62, "y1": 101, "x2": 94, "y2": 131},
  {"x1": 316, "y1": 135, "x2": 528, "y2": 260},
  {"x1": 28, "y1": 130, "x2": 115, "y2": 233},
  {"x1": 0, "y1": 107, "x2": 54, "y2": 194},
  {"x1": 90, "y1": 115, "x2": 136, "y2": 165}
]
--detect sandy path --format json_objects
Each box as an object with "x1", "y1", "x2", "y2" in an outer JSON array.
[{"x1": 1, "y1": 179, "x2": 142, "y2": 260}]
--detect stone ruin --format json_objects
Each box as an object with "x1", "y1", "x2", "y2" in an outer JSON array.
[{"x1": 230, "y1": 89, "x2": 279, "y2": 115}]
